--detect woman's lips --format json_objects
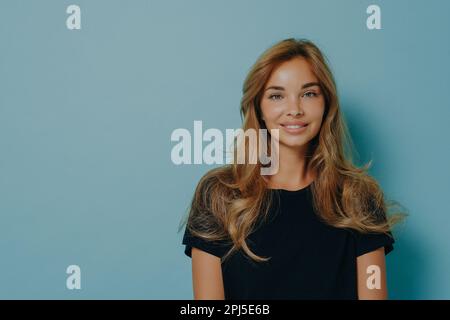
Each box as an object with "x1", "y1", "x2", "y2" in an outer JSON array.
[{"x1": 280, "y1": 123, "x2": 308, "y2": 134}]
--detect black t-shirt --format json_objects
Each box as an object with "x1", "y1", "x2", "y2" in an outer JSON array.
[{"x1": 182, "y1": 184, "x2": 394, "y2": 299}]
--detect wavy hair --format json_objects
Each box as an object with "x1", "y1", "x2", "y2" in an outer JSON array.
[{"x1": 180, "y1": 38, "x2": 406, "y2": 262}]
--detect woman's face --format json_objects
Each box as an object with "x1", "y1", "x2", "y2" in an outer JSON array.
[{"x1": 260, "y1": 57, "x2": 325, "y2": 151}]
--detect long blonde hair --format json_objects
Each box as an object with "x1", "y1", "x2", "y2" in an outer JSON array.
[{"x1": 181, "y1": 38, "x2": 405, "y2": 262}]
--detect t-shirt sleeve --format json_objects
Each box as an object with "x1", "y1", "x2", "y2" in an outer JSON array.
[
  {"x1": 182, "y1": 226, "x2": 231, "y2": 259},
  {"x1": 354, "y1": 230, "x2": 395, "y2": 257}
]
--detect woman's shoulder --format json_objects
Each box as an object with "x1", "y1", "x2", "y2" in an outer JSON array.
[
  {"x1": 338, "y1": 172, "x2": 394, "y2": 234},
  {"x1": 186, "y1": 166, "x2": 234, "y2": 242}
]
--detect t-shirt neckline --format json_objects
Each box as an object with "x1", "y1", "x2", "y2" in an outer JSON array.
[{"x1": 269, "y1": 181, "x2": 313, "y2": 194}]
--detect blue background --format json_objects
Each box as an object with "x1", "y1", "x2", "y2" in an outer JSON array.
[{"x1": 1, "y1": 0, "x2": 449, "y2": 299}]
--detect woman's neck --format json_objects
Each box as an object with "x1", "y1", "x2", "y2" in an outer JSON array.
[{"x1": 265, "y1": 143, "x2": 314, "y2": 190}]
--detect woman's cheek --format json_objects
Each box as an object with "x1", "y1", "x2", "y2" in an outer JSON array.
[
  {"x1": 261, "y1": 108, "x2": 279, "y2": 129},
  {"x1": 310, "y1": 115, "x2": 324, "y2": 137}
]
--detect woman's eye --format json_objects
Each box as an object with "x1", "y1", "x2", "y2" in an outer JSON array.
[
  {"x1": 303, "y1": 91, "x2": 318, "y2": 98},
  {"x1": 269, "y1": 94, "x2": 283, "y2": 101}
]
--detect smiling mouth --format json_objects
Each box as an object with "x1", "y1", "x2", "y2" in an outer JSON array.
[
  {"x1": 279, "y1": 123, "x2": 309, "y2": 134},
  {"x1": 281, "y1": 124, "x2": 307, "y2": 129}
]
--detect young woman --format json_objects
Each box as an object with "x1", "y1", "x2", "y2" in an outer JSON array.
[{"x1": 181, "y1": 38, "x2": 403, "y2": 300}]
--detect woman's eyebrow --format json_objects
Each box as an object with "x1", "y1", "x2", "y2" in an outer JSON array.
[
  {"x1": 301, "y1": 82, "x2": 320, "y2": 89},
  {"x1": 264, "y1": 82, "x2": 320, "y2": 91}
]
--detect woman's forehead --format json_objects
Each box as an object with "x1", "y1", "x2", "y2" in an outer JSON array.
[{"x1": 265, "y1": 58, "x2": 318, "y2": 89}]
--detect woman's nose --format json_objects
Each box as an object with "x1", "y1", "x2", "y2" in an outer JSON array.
[{"x1": 286, "y1": 97, "x2": 304, "y2": 116}]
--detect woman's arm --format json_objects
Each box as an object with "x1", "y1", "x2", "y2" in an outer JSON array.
[
  {"x1": 356, "y1": 247, "x2": 388, "y2": 300},
  {"x1": 191, "y1": 247, "x2": 225, "y2": 300}
]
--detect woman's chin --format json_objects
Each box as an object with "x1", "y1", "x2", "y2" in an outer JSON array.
[{"x1": 279, "y1": 139, "x2": 310, "y2": 150}]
